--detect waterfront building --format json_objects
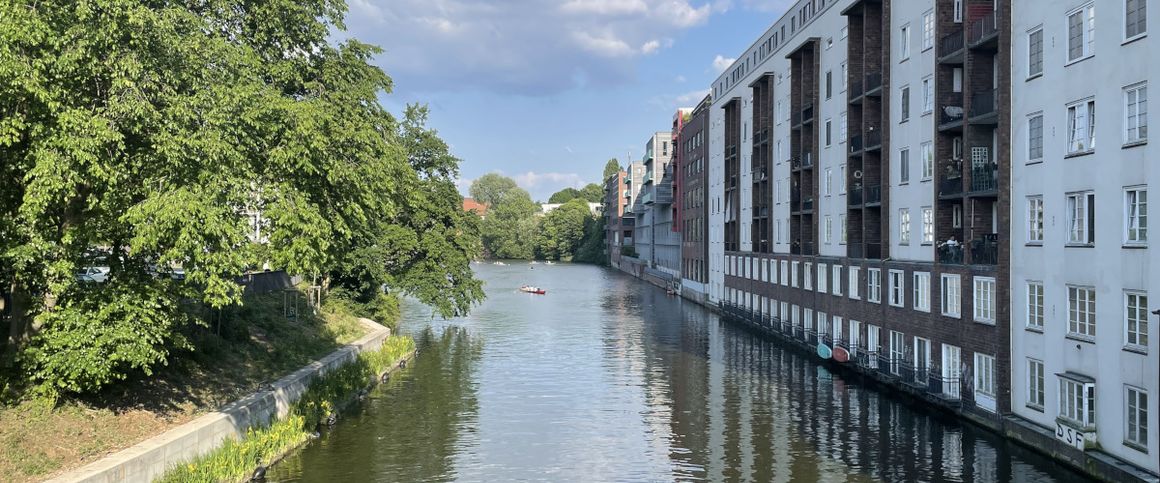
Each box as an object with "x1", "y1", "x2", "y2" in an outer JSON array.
[
  {"x1": 1008, "y1": 0, "x2": 1158, "y2": 473},
  {"x1": 680, "y1": 95, "x2": 712, "y2": 302},
  {"x1": 540, "y1": 202, "x2": 602, "y2": 216},
  {"x1": 634, "y1": 132, "x2": 681, "y2": 278},
  {"x1": 603, "y1": 170, "x2": 629, "y2": 267}
]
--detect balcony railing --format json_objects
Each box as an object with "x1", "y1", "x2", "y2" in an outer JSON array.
[
  {"x1": 865, "y1": 129, "x2": 882, "y2": 150},
  {"x1": 865, "y1": 73, "x2": 883, "y2": 94},
  {"x1": 970, "y1": 89, "x2": 997, "y2": 119},
  {"x1": 848, "y1": 243, "x2": 865, "y2": 259},
  {"x1": 726, "y1": 146, "x2": 738, "y2": 158},
  {"x1": 939, "y1": 176, "x2": 963, "y2": 197},
  {"x1": 849, "y1": 134, "x2": 863, "y2": 153},
  {"x1": 802, "y1": 197, "x2": 814, "y2": 211},
  {"x1": 940, "y1": 105, "x2": 965, "y2": 126},
  {"x1": 792, "y1": 241, "x2": 815, "y2": 256},
  {"x1": 971, "y1": 233, "x2": 999, "y2": 265},
  {"x1": 849, "y1": 186, "x2": 864, "y2": 205},
  {"x1": 938, "y1": 242, "x2": 965, "y2": 264},
  {"x1": 968, "y1": 10, "x2": 999, "y2": 47},
  {"x1": 939, "y1": 29, "x2": 965, "y2": 60},
  {"x1": 866, "y1": 242, "x2": 882, "y2": 259},
  {"x1": 801, "y1": 103, "x2": 814, "y2": 123},
  {"x1": 849, "y1": 78, "x2": 864, "y2": 100},
  {"x1": 865, "y1": 185, "x2": 882, "y2": 205},
  {"x1": 970, "y1": 165, "x2": 997, "y2": 193}
]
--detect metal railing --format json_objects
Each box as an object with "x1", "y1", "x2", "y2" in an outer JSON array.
[
  {"x1": 849, "y1": 134, "x2": 863, "y2": 153},
  {"x1": 865, "y1": 129, "x2": 882, "y2": 149},
  {"x1": 939, "y1": 176, "x2": 963, "y2": 197},
  {"x1": 940, "y1": 105, "x2": 965, "y2": 126},
  {"x1": 848, "y1": 243, "x2": 865, "y2": 259},
  {"x1": 938, "y1": 243, "x2": 965, "y2": 264},
  {"x1": 801, "y1": 102, "x2": 814, "y2": 123},
  {"x1": 971, "y1": 233, "x2": 999, "y2": 265},
  {"x1": 970, "y1": 89, "x2": 997, "y2": 118},
  {"x1": 865, "y1": 185, "x2": 882, "y2": 204},
  {"x1": 939, "y1": 29, "x2": 965, "y2": 59},
  {"x1": 968, "y1": 10, "x2": 999, "y2": 46},
  {"x1": 849, "y1": 186, "x2": 864, "y2": 205},
  {"x1": 849, "y1": 78, "x2": 864, "y2": 99},
  {"x1": 970, "y1": 164, "x2": 997, "y2": 192},
  {"x1": 802, "y1": 197, "x2": 814, "y2": 211},
  {"x1": 866, "y1": 242, "x2": 882, "y2": 259}
]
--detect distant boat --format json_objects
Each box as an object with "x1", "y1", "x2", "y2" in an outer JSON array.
[
  {"x1": 545, "y1": 261, "x2": 555, "y2": 265},
  {"x1": 520, "y1": 285, "x2": 547, "y2": 295},
  {"x1": 493, "y1": 261, "x2": 506, "y2": 266},
  {"x1": 817, "y1": 342, "x2": 833, "y2": 359},
  {"x1": 832, "y1": 346, "x2": 850, "y2": 363}
]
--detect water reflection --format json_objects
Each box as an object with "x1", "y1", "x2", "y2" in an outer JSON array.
[{"x1": 272, "y1": 264, "x2": 1088, "y2": 482}]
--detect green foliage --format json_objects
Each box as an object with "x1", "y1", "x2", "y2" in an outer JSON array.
[
  {"x1": 480, "y1": 185, "x2": 539, "y2": 260},
  {"x1": 580, "y1": 183, "x2": 604, "y2": 203},
  {"x1": 0, "y1": 0, "x2": 481, "y2": 392},
  {"x1": 158, "y1": 335, "x2": 415, "y2": 483},
  {"x1": 547, "y1": 188, "x2": 582, "y2": 204},
  {"x1": 468, "y1": 173, "x2": 521, "y2": 208},
  {"x1": 573, "y1": 215, "x2": 608, "y2": 265},
  {"x1": 602, "y1": 159, "x2": 621, "y2": 180},
  {"x1": 621, "y1": 245, "x2": 638, "y2": 258},
  {"x1": 536, "y1": 199, "x2": 592, "y2": 260}
]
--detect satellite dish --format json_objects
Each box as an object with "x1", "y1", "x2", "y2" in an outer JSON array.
[{"x1": 853, "y1": 170, "x2": 863, "y2": 179}]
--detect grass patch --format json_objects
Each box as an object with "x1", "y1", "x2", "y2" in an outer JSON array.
[
  {"x1": 0, "y1": 287, "x2": 393, "y2": 483},
  {"x1": 157, "y1": 335, "x2": 415, "y2": 483}
]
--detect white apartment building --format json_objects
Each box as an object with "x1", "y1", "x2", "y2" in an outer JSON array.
[{"x1": 1010, "y1": 0, "x2": 1157, "y2": 473}]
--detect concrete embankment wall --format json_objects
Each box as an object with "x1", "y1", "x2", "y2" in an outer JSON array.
[{"x1": 48, "y1": 318, "x2": 392, "y2": 483}]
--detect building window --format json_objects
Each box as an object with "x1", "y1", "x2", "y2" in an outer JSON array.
[
  {"x1": 890, "y1": 330, "x2": 905, "y2": 375},
  {"x1": 974, "y1": 353, "x2": 997, "y2": 413},
  {"x1": 1126, "y1": 0, "x2": 1148, "y2": 40},
  {"x1": 954, "y1": 0, "x2": 963, "y2": 22},
  {"x1": 1067, "y1": 98, "x2": 1096, "y2": 153},
  {"x1": 922, "y1": 77, "x2": 933, "y2": 114},
  {"x1": 1068, "y1": 285, "x2": 1097, "y2": 339},
  {"x1": 900, "y1": 86, "x2": 911, "y2": 122},
  {"x1": 825, "y1": 119, "x2": 833, "y2": 146},
  {"x1": 1028, "y1": 114, "x2": 1044, "y2": 161},
  {"x1": 1067, "y1": 191, "x2": 1096, "y2": 245},
  {"x1": 824, "y1": 215, "x2": 833, "y2": 244},
  {"x1": 922, "y1": 207, "x2": 934, "y2": 244},
  {"x1": 849, "y1": 266, "x2": 860, "y2": 300},
  {"x1": 826, "y1": 70, "x2": 833, "y2": 99},
  {"x1": 953, "y1": 204, "x2": 963, "y2": 228},
  {"x1": 818, "y1": 263, "x2": 828, "y2": 293},
  {"x1": 1125, "y1": 83, "x2": 1148, "y2": 144},
  {"x1": 804, "y1": 262, "x2": 813, "y2": 291},
  {"x1": 914, "y1": 272, "x2": 931, "y2": 312},
  {"x1": 1028, "y1": 196, "x2": 1044, "y2": 243},
  {"x1": 953, "y1": 68, "x2": 963, "y2": 93},
  {"x1": 832, "y1": 265, "x2": 842, "y2": 296},
  {"x1": 1126, "y1": 386, "x2": 1149, "y2": 449},
  {"x1": 923, "y1": 11, "x2": 935, "y2": 51},
  {"x1": 868, "y1": 268, "x2": 881, "y2": 303},
  {"x1": 780, "y1": 260, "x2": 788, "y2": 285},
  {"x1": 899, "y1": 148, "x2": 910, "y2": 184},
  {"x1": 841, "y1": 25, "x2": 848, "y2": 39},
  {"x1": 1027, "y1": 282, "x2": 1045, "y2": 329},
  {"x1": 1067, "y1": 4, "x2": 1096, "y2": 64},
  {"x1": 1059, "y1": 377, "x2": 1096, "y2": 427},
  {"x1": 791, "y1": 261, "x2": 799, "y2": 288},
  {"x1": 840, "y1": 165, "x2": 846, "y2": 193},
  {"x1": 1126, "y1": 291, "x2": 1149, "y2": 351},
  {"x1": 942, "y1": 274, "x2": 961, "y2": 318},
  {"x1": 1126, "y1": 187, "x2": 1148, "y2": 244},
  {"x1": 888, "y1": 269, "x2": 905, "y2": 307},
  {"x1": 840, "y1": 214, "x2": 847, "y2": 244},
  {"x1": 899, "y1": 209, "x2": 911, "y2": 245},
  {"x1": 1028, "y1": 27, "x2": 1044, "y2": 78},
  {"x1": 899, "y1": 24, "x2": 911, "y2": 60},
  {"x1": 840, "y1": 111, "x2": 848, "y2": 142},
  {"x1": 1028, "y1": 359, "x2": 1045, "y2": 410},
  {"x1": 921, "y1": 142, "x2": 933, "y2": 180},
  {"x1": 974, "y1": 277, "x2": 996, "y2": 324},
  {"x1": 825, "y1": 168, "x2": 833, "y2": 196}
]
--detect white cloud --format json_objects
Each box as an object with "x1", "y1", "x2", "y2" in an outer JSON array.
[
  {"x1": 573, "y1": 31, "x2": 636, "y2": 57},
  {"x1": 513, "y1": 171, "x2": 586, "y2": 189},
  {"x1": 640, "y1": 39, "x2": 662, "y2": 54},
  {"x1": 712, "y1": 54, "x2": 735, "y2": 73},
  {"x1": 560, "y1": 0, "x2": 649, "y2": 15},
  {"x1": 676, "y1": 88, "x2": 711, "y2": 105}
]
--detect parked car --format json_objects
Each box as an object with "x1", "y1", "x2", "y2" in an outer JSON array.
[{"x1": 76, "y1": 266, "x2": 110, "y2": 283}]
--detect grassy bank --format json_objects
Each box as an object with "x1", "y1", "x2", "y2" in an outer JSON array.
[
  {"x1": 157, "y1": 335, "x2": 416, "y2": 483},
  {"x1": 0, "y1": 288, "x2": 396, "y2": 483}
]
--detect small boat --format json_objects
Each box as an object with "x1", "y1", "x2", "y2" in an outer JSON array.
[
  {"x1": 493, "y1": 261, "x2": 506, "y2": 266},
  {"x1": 832, "y1": 346, "x2": 850, "y2": 363},
  {"x1": 817, "y1": 342, "x2": 833, "y2": 359},
  {"x1": 520, "y1": 285, "x2": 547, "y2": 295},
  {"x1": 545, "y1": 261, "x2": 555, "y2": 265}
]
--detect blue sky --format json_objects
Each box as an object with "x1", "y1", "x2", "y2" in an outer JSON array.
[{"x1": 343, "y1": 0, "x2": 794, "y2": 201}]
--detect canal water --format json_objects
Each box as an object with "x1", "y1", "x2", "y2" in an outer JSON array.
[{"x1": 271, "y1": 263, "x2": 1089, "y2": 482}]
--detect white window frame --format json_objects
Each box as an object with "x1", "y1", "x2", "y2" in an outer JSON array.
[
  {"x1": 1067, "y1": 191, "x2": 1096, "y2": 245},
  {"x1": 1027, "y1": 281, "x2": 1045, "y2": 330},
  {"x1": 899, "y1": 147, "x2": 910, "y2": 184},
  {"x1": 888, "y1": 269, "x2": 905, "y2": 307},
  {"x1": 1028, "y1": 113, "x2": 1044, "y2": 162},
  {"x1": 804, "y1": 262, "x2": 813, "y2": 291},
  {"x1": 868, "y1": 268, "x2": 881, "y2": 303},
  {"x1": 974, "y1": 277, "x2": 996, "y2": 324},
  {"x1": 899, "y1": 24, "x2": 911, "y2": 61},
  {"x1": 780, "y1": 260, "x2": 789, "y2": 285},
  {"x1": 899, "y1": 209, "x2": 911, "y2": 245},
  {"x1": 921, "y1": 207, "x2": 934, "y2": 244},
  {"x1": 1066, "y1": 98, "x2": 1096, "y2": 154},
  {"x1": 849, "y1": 266, "x2": 860, "y2": 300},
  {"x1": 900, "y1": 86, "x2": 910, "y2": 122},
  {"x1": 1126, "y1": 385, "x2": 1149, "y2": 449},
  {"x1": 1028, "y1": 27, "x2": 1044, "y2": 79},
  {"x1": 1125, "y1": 186, "x2": 1148, "y2": 245},
  {"x1": 1066, "y1": 3, "x2": 1096, "y2": 65},
  {"x1": 1125, "y1": 291, "x2": 1149, "y2": 352},
  {"x1": 1068, "y1": 285, "x2": 1097, "y2": 340},
  {"x1": 922, "y1": 11, "x2": 935, "y2": 51},
  {"x1": 921, "y1": 142, "x2": 933, "y2": 180},
  {"x1": 1027, "y1": 359, "x2": 1045, "y2": 410},
  {"x1": 840, "y1": 214, "x2": 847, "y2": 244},
  {"x1": 913, "y1": 272, "x2": 931, "y2": 312},
  {"x1": 1059, "y1": 376, "x2": 1096, "y2": 428},
  {"x1": 921, "y1": 77, "x2": 933, "y2": 115},
  {"x1": 1028, "y1": 196, "x2": 1044, "y2": 243},
  {"x1": 840, "y1": 111, "x2": 848, "y2": 142},
  {"x1": 941, "y1": 274, "x2": 961, "y2": 318},
  {"x1": 818, "y1": 263, "x2": 828, "y2": 293},
  {"x1": 1125, "y1": 0, "x2": 1148, "y2": 42},
  {"x1": 791, "y1": 261, "x2": 799, "y2": 288},
  {"x1": 832, "y1": 265, "x2": 842, "y2": 296},
  {"x1": 974, "y1": 353, "x2": 997, "y2": 413},
  {"x1": 1125, "y1": 83, "x2": 1148, "y2": 144}
]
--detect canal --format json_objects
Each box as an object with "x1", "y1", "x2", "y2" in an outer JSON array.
[{"x1": 271, "y1": 263, "x2": 1090, "y2": 482}]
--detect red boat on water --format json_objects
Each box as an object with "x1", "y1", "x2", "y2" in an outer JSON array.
[
  {"x1": 832, "y1": 346, "x2": 851, "y2": 363},
  {"x1": 520, "y1": 285, "x2": 547, "y2": 295}
]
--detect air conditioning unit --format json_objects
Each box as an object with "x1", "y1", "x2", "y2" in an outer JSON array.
[{"x1": 853, "y1": 170, "x2": 863, "y2": 179}]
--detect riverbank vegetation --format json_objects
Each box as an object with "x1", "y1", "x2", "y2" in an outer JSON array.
[
  {"x1": 157, "y1": 335, "x2": 416, "y2": 483},
  {"x1": 1, "y1": 0, "x2": 482, "y2": 397},
  {"x1": 470, "y1": 168, "x2": 614, "y2": 264}
]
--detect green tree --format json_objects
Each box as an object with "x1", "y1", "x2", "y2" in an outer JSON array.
[
  {"x1": 536, "y1": 199, "x2": 592, "y2": 260},
  {"x1": 580, "y1": 183, "x2": 604, "y2": 203},
  {"x1": 547, "y1": 187, "x2": 581, "y2": 204},
  {"x1": 0, "y1": 0, "x2": 481, "y2": 395},
  {"x1": 480, "y1": 189, "x2": 538, "y2": 259},
  {"x1": 602, "y1": 158, "x2": 621, "y2": 179},
  {"x1": 468, "y1": 173, "x2": 520, "y2": 207},
  {"x1": 573, "y1": 215, "x2": 608, "y2": 265}
]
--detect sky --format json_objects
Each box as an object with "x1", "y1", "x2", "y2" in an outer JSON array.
[{"x1": 341, "y1": 0, "x2": 795, "y2": 201}]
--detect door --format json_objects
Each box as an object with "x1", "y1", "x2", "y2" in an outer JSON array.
[
  {"x1": 942, "y1": 344, "x2": 962, "y2": 399},
  {"x1": 914, "y1": 338, "x2": 931, "y2": 385}
]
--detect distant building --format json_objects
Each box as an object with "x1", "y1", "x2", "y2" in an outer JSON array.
[
  {"x1": 462, "y1": 198, "x2": 488, "y2": 218},
  {"x1": 633, "y1": 131, "x2": 681, "y2": 280},
  {"x1": 679, "y1": 95, "x2": 711, "y2": 301},
  {"x1": 540, "y1": 202, "x2": 602, "y2": 216},
  {"x1": 604, "y1": 169, "x2": 629, "y2": 267}
]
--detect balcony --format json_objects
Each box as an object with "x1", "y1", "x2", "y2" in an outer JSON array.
[
  {"x1": 938, "y1": 29, "x2": 965, "y2": 64},
  {"x1": 971, "y1": 233, "x2": 999, "y2": 265},
  {"x1": 726, "y1": 145, "x2": 738, "y2": 159},
  {"x1": 655, "y1": 183, "x2": 674, "y2": 205},
  {"x1": 848, "y1": 186, "x2": 864, "y2": 206},
  {"x1": 937, "y1": 242, "x2": 965, "y2": 264},
  {"x1": 792, "y1": 152, "x2": 813, "y2": 171},
  {"x1": 968, "y1": 10, "x2": 999, "y2": 51},
  {"x1": 791, "y1": 241, "x2": 816, "y2": 256},
  {"x1": 848, "y1": 242, "x2": 864, "y2": 259},
  {"x1": 939, "y1": 175, "x2": 964, "y2": 199},
  {"x1": 848, "y1": 78, "x2": 864, "y2": 104},
  {"x1": 865, "y1": 185, "x2": 882, "y2": 206},
  {"x1": 939, "y1": 105, "x2": 965, "y2": 131},
  {"x1": 801, "y1": 102, "x2": 815, "y2": 124},
  {"x1": 865, "y1": 129, "x2": 882, "y2": 151},
  {"x1": 864, "y1": 73, "x2": 883, "y2": 96},
  {"x1": 969, "y1": 89, "x2": 998, "y2": 125},
  {"x1": 849, "y1": 134, "x2": 864, "y2": 154},
  {"x1": 641, "y1": 169, "x2": 653, "y2": 185},
  {"x1": 866, "y1": 242, "x2": 882, "y2": 259},
  {"x1": 970, "y1": 164, "x2": 998, "y2": 195},
  {"x1": 802, "y1": 197, "x2": 814, "y2": 212}
]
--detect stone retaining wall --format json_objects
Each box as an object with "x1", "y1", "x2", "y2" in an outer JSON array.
[{"x1": 48, "y1": 318, "x2": 391, "y2": 483}]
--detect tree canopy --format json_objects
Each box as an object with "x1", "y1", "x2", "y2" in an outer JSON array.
[
  {"x1": 0, "y1": 0, "x2": 482, "y2": 395},
  {"x1": 468, "y1": 173, "x2": 521, "y2": 207},
  {"x1": 479, "y1": 184, "x2": 538, "y2": 260},
  {"x1": 602, "y1": 159, "x2": 621, "y2": 180},
  {"x1": 536, "y1": 199, "x2": 591, "y2": 260},
  {"x1": 548, "y1": 188, "x2": 582, "y2": 204}
]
